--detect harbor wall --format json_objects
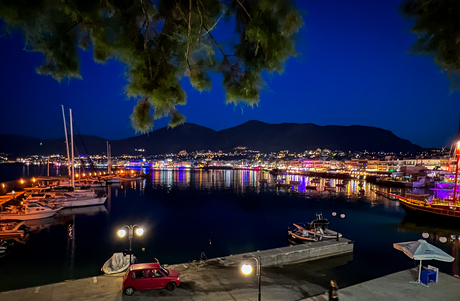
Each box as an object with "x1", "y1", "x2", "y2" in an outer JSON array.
[{"x1": 215, "y1": 238, "x2": 354, "y2": 267}]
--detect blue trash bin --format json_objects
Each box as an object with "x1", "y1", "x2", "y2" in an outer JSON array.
[{"x1": 420, "y1": 269, "x2": 437, "y2": 285}]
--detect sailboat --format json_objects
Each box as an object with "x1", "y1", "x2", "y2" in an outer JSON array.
[
  {"x1": 102, "y1": 142, "x2": 120, "y2": 184},
  {"x1": 31, "y1": 108, "x2": 107, "y2": 208}
]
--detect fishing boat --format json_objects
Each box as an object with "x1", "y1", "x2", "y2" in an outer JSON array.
[
  {"x1": 0, "y1": 202, "x2": 61, "y2": 221},
  {"x1": 102, "y1": 252, "x2": 137, "y2": 274},
  {"x1": 288, "y1": 213, "x2": 342, "y2": 241},
  {"x1": 287, "y1": 226, "x2": 318, "y2": 242}
]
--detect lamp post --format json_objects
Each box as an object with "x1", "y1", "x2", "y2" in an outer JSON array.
[
  {"x1": 241, "y1": 256, "x2": 261, "y2": 301},
  {"x1": 117, "y1": 225, "x2": 144, "y2": 265},
  {"x1": 332, "y1": 212, "x2": 345, "y2": 241}
]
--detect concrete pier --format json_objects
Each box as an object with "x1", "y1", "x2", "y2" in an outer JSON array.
[
  {"x1": 216, "y1": 238, "x2": 353, "y2": 267},
  {"x1": 0, "y1": 239, "x2": 353, "y2": 300}
]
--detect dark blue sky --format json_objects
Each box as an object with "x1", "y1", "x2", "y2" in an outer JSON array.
[{"x1": 1, "y1": 0, "x2": 459, "y2": 148}]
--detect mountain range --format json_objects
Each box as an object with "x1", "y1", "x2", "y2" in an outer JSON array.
[{"x1": 0, "y1": 120, "x2": 422, "y2": 157}]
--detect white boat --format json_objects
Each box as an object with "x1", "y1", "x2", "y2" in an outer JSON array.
[
  {"x1": 0, "y1": 202, "x2": 61, "y2": 221},
  {"x1": 30, "y1": 195, "x2": 107, "y2": 208},
  {"x1": 102, "y1": 252, "x2": 136, "y2": 275},
  {"x1": 0, "y1": 221, "x2": 27, "y2": 237}
]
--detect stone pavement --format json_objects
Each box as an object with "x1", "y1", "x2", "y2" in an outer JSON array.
[
  {"x1": 302, "y1": 268, "x2": 460, "y2": 301},
  {"x1": 2, "y1": 256, "x2": 459, "y2": 301}
]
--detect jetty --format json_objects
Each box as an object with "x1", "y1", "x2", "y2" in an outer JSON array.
[{"x1": 1, "y1": 239, "x2": 353, "y2": 300}]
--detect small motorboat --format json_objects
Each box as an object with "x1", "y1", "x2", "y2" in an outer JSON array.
[
  {"x1": 102, "y1": 252, "x2": 137, "y2": 275},
  {"x1": 291, "y1": 213, "x2": 342, "y2": 240},
  {"x1": 287, "y1": 227, "x2": 318, "y2": 242}
]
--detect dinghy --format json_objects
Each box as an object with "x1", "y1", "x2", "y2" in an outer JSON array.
[{"x1": 102, "y1": 252, "x2": 136, "y2": 274}]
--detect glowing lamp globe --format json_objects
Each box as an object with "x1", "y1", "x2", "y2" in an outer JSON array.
[
  {"x1": 422, "y1": 232, "x2": 429, "y2": 239},
  {"x1": 135, "y1": 228, "x2": 144, "y2": 236},
  {"x1": 117, "y1": 229, "x2": 127, "y2": 238},
  {"x1": 241, "y1": 263, "x2": 253, "y2": 275}
]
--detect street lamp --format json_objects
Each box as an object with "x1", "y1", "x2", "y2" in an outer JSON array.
[
  {"x1": 331, "y1": 212, "x2": 346, "y2": 241},
  {"x1": 117, "y1": 225, "x2": 144, "y2": 265},
  {"x1": 241, "y1": 256, "x2": 261, "y2": 301}
]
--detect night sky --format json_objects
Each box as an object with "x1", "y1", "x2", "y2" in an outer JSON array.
[{"x1": 1, "y1": 0, "x2": 459, "y2": 148}]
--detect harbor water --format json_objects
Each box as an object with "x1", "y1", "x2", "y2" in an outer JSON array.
[{"x1": 0, "y1": 164, "x2": 459, "y2": 292}]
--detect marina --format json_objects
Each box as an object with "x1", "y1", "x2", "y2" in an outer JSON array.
[{"x1": 0, "y1": 165, "x2": 459, "y2": 295}]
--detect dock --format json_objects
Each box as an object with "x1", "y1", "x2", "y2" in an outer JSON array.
[
  {"x1": 0, "y1": 239, "x2": 353, "y2": 300},
  {"x1": 5, "y1": 238, "x2": 459, "y2": 301}
]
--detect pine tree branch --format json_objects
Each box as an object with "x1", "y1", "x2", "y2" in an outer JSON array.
[
  {"x1": 185, "y1": 0, "x2": 192, "y2": 71},
  {"x1": 236, "y1": 0, "x2": 252, "y2": 20}
]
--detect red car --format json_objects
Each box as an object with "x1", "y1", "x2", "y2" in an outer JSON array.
[{"x1": 122, "y1": 262, "x2": 181, "y2": 296}]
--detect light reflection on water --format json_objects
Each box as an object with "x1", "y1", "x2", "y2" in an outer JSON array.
[{"x1": 0, "y1": 165, "x2": 459, "y2": 292}]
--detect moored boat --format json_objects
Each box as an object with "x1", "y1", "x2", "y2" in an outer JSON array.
[
  {"x1": 287, "y1": 227, "x2": 318, "y2": 242},
  {"x1": 373, "y1": 138, "x2": 460, "y2": 220},
  {"x1": 0, "y1": 202, "x2": 61, "y2": 221},
  {"x1": 290, "y1": 213, "x2": 342, "y2": 241},
  {"x1": 376, "y1": 190, "x2": 460, "y2": 220}
]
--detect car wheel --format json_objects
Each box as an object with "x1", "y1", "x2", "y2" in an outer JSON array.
[
  {"x1": 124, "y1": 287, "x2": 135, "y2": 296},
  {"x1": 166, "y1": 282, "x2": 176, "y2": 291}
]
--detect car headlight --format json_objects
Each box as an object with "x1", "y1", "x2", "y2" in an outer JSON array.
[{"x1": 177, "y1": 277, "x2": 180, "y2": 280}]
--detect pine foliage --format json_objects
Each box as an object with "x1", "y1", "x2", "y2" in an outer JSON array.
[
  {"x1": 401, "y1": 0, "x2": 460, "y2": 90},
  {"x1": 0, "y1": 0, "x2": 303, "y2": 132}
]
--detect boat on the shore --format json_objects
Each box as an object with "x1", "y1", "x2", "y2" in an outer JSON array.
[{"x1": 102, "y1": 252, "x2": 136, "y2": 275}]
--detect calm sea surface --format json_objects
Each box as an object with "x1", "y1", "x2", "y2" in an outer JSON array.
[{"x1": 0, "y1": 164, "x2": 459, "y2": 292}]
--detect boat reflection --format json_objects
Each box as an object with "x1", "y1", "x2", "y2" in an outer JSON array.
[
  {"x1": 0, "y1": 205, "x2": 107, "y2": 259},
  {"x1": 398, "y1": 215, "x2": 460, "y2": 278}
]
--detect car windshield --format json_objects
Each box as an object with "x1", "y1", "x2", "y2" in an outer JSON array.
[{"x1": 159, "y1": 265, "x2": 169, "y2": 276}]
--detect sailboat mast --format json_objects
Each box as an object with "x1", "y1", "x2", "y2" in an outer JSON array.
[
  {"x1": 61, "y1": 105, "x2": 71, "y2": 178},
  {"x1": 107, "y1": 141, "x2": 111, "y2": 175},
  {"x1": 70, "y1": 109, "x2": 75, "y2": 189}
]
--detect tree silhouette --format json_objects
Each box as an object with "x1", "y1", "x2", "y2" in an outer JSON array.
[
  {"x1": 0, "y1": 0, "x2": 303, "y2": 132},
  {"x1": 401, "y1": 0, "x2": 460, "y2": 89}
]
